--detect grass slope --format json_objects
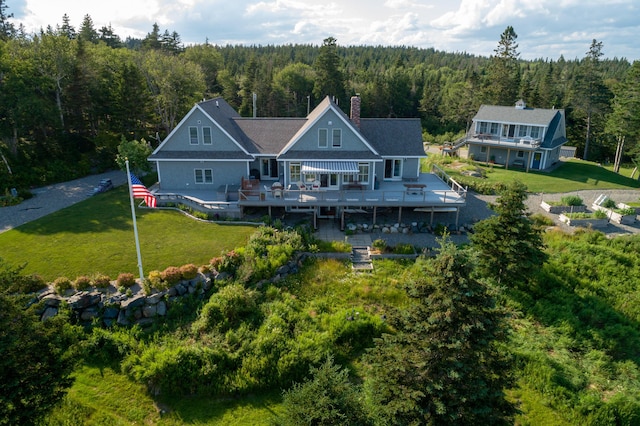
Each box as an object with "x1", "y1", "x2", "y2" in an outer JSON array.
[{"x1": 0, "y1": 188, "x2": 256, "y2": 281}]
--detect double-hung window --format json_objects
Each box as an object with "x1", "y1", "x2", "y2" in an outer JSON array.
[
  {"x1": 189, "y1": 127, "x2": 199, "y2": 145},
  {"x1": 194, "y1": 169, "x2": 213, "y2": 184},
  {"x1": 290, "y1": 163, "x2": 301, "y2": 183},
  {"x1": 332, "y1": 129, "x2": 342, "y2": 148},
  {"x1": 318, "y1": 129, "x2": 328, "y2": 148},
  {"x1": 202, "y1": 127, "x2": 212, "y2": 145},
  {"x1": 357, "y1": 163, "x2": 369, "y2": 184}
]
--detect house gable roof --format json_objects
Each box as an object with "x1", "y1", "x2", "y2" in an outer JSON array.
[
  {"x1": 473, "y1": 104, "x2": 562, "y2": 127},
  {"x1": 233, "y1": 118, "x2": 307, "y2": 155},
  {"x1": 360, "y1": 118, "x2": 425, "y2": 157},
  {"x1": 278, "y1": 96, "x2": 379, "y2": 157}
]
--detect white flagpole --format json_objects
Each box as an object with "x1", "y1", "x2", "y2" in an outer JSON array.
[{"x1": 125, "y1": 160, "x2": 145, "y2": 282}]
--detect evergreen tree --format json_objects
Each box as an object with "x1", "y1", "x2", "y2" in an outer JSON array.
[
  {"x1": 484, "y1": 26, "x2": 520, "y2": 105},
  {"x1": 0, "y1": 294, "x2": 77, "y2": 425},
  {"x1": 278, "y1": 356, "x2": 369, "y2": 426},
  {"x1": 0, "y1": 0, "x2": 14, "y2": 40},
  {"x1": 58, "y1": 13, "x2": 76, "y2": 39},
  {"x1": 571, "y1": 40, "x2": 611, "y2": 160},
  {"x1": 99, "y1": 24, "x2": 123, "y2": 48},
  {"x1": 364, "y1": 238, "x2": 514, "y2": 425},
  {"x1": 142, "y1": 23, "x2": 162, "y2": 50},
  {"x1": 470, "y1": 181, "x2": 547, "y2": 285},
  {"x1": 78, "y1": 14, "x2": 99, "y2": 43},
  {"x1": 605, "y1": 61, "x2": 640, "y2": 173},
  {"x1": 313, "y1": 37, "x2": 347, "y2": 107}
]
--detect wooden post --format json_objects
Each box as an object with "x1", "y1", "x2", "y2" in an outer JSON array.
[
  {"x1": 373, "y1": 206, "x2": 377, "y2": 225},
  {"x1": 398, "y1": 206, "x2": 402, "y2": 223}
]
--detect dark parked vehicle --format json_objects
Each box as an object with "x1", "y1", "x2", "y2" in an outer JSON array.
[{"x1": 91, "y1": 178, "x2": 114, "y2": 195}]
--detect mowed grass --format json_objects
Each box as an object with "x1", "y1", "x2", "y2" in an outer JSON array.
[
  {"x1": 0, "y1": 187, "x2": 257, "y2": 281},
  {"x1": 480, "y1": 159, "x2": 640, "y2": 192},
  {"x1": 428, "y1": 156, "x2": 640, "y2": 193}
]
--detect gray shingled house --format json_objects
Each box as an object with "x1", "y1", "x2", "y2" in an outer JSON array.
[
  {"x1": 465, "y1": 99, "x2": 568, "y2": 171},
  {"x1": 148, "y1": 95, "x2": 467, "y2": 227}
]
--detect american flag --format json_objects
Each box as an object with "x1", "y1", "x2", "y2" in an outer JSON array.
[{"x1": 130, "y1": 174, "x2": 157, "y2": 208}]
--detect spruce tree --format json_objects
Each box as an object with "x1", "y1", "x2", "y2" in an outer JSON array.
[
  {"x1": 313, "y1": 37, "x2": 347, "y2": 106},
  {"x1": 470, "y1": 180, "x2": 547, "y2": 285},
  {"x1": 364, "y1": 238, "x2": 514, "y2": 425}
]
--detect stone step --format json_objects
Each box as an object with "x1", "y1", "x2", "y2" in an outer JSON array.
[{"x1": 351, "y1": 246, "x2": 373, "y2": 271}]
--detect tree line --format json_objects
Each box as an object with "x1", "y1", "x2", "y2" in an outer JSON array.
[{"x1": 0, "y1": 5, "x2": 638, "y2": 192}]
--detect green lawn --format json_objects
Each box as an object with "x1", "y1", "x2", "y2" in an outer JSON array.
[
  {"x1": 428, "y1": 156, "x2": 640, "y2": 193},
  {"x1": 0, "y1": 187, "x2": 257, "y2": 282}
]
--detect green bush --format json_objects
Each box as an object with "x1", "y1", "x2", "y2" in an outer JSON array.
[
  {"x1": 73, "y1": 275, "x2": 92, "y2": 291},
  {"x1": 560, "y1": 195, "x2": 584, "y2": 206},
  {"x1": 147, "y1": 270, "x2": 163, "y2": 288},
  {"x1": 93, "y1": 274, "x2": 111, "y2": 287},
  {"x1": 603, "y1": 198, "x2": 617, "y2": 209},
  {"x1": 180, "y1": 263, "x2": 199, "y2": 280},
  {"x1": 116, "y1": 273, "x2": 136, "y2": 288},
  {"x1": 372, "y1": 238, "x2": 387, "y2": 252},
  {"x1": 392, "y1": 243, "x2": 415, "y2": 254},
  {"x1": 53, "y1": 276, "x2": 73, "y2": 294},
  {"x1": 192, "y1": 283, "x2": 261, "y2": 334}
]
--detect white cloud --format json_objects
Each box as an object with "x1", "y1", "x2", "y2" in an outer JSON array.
[{"x1": 7, "y1": 0, "x2": 640, "y2": 60}]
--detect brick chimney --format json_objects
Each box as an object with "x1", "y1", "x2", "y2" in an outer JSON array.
[{"x1": 350, "y1": 95, "x2": 361, "y2": 129}]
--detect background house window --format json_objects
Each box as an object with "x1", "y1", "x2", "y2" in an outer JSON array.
[
  {"x1": 517, "y1": 150, "x2": 524, "y2": 158},
  {"x1": 530, "y1": 126, "x2": 541, "y2": 139},
  {"x1": 478, "y1": 122, "x2": 488, "y2": 134},
  {"x1": 358, "y1": 163, "x2": 369, "y2": 184},
  {"x1": 518, "y1": 125, "x2": 528, "y2": 137},
  {"x1": 290, "y1": 163, "x2": 301, "y2": 182},
  {"x1": 490, "y1": 123, "x2": 500, "y2": 134},
  {"x1": 318, "y1": 129, "x2": 328, "y2": 148},
  {"x1": 189, "y1": 127, "x2": 199, "y2": 145},
  {"x1": 194, "y1": 168, "x2": 213, "y2": 184},
  {"x1": 481, "y1": 146, "x2": 487, "y2": 153},
  {"x1": 203, "y1": 127, "x2": 212, "y2": 145},
  {"x1": 332, "y1": 129, "x2": 342, "y2": 147}
]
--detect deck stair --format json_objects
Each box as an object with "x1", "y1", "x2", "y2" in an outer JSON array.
[{"x1": 351, "y1": 246, "x2": 374, "y2": 271}]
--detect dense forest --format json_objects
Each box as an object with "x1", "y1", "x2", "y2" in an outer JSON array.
[{"x1": 0, "y1": 6, "x2": 638, "y2": 193}]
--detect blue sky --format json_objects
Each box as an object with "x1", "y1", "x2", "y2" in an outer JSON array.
[{"x1": 8, "y1": 0, "x2": 640, "y2": 61}]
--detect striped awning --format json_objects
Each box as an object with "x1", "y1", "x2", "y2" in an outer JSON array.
[{"x1": 301, "y1": 161, "x2": 359, "y2": 174}]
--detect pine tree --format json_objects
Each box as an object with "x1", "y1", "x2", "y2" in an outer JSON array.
[
  {"x1": 313, "y1": 37, "x2": 347, "y2": 107},
  {"x1": 0, "y1": 0, "x2": 14, "y2": 40},
  {"x1": 364, "y1": 238, "x2": 514, "y2": 425},
  {"x1": 470, "y1": 181, "x2": 547, "y2": 285},
  {"x1": 484, "y1": 26, "x2": 520, "y2": 105}
]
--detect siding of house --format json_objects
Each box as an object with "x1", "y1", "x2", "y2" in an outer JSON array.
[
  {"x1": 290, "y1": 109, "x2": 372, "y2": 153},
  {"x1": 157, "y1": 160, "x2": 247, "y2": 191},
  {"x1": 161, "y1": 109, "x2": 245, "y2": 153}
]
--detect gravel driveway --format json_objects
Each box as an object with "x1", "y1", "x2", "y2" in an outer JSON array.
[{"x1": 0, "y1": 170, "x2": 128, "y2": 234}]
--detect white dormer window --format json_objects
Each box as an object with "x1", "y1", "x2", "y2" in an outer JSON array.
[{"x1": 189, "y1": 127, "x2": 198, "y2": 145}]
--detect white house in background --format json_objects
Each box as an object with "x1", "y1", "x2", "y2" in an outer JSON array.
[{"x1": 465, "y1": 99, "x2": 568, "y2": 172}]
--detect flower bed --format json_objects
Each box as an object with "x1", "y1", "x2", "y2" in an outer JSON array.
[{"x1": 559, "y1": 213, "x2": 609, "y2": 228}]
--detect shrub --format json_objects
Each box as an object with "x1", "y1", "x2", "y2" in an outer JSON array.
[
  {"x1": 392, "y1": 243, "x2": 415, "y2": 255},
  {"x1": 116, "y1": 273, "x2": 136, "y2": 288},
  {"x1": 198, "y1": 264, "x2": 212, "y2": 275},
  {"x1": 192, "y1": 283, "x2": 260, "y2": 333},
  {"x1": 372, "y1": 238, "x2": 387, "y2": 252},
  {"x1": 594, "y1": 209, "x2": 608, "y2": 219},
  {"x1": 617, "y1": 207, "x2": 636, "y2": 216},
  {"x1": 531, "y1": 213, "x2": 555, "y2": 227},
  {"x1": 603, "y1": 198, "x2": 617, "y2": 209},
  {"x1": 180, "y1": 263, "x2": 199, "y2": 280},
  {"x1": 53, "y1": 276, "x2": 73, "y2": 294},
  {"x1": 147, "y1": 270, "x2": 163, "y2": 288},
  {"x1": 93, "y1": 274, "x2": 111, "y2": 287},
  {"x1": 560, "y1": 195, "x2": 583, "y2": 206},
  {"x1": 161, "y1": 266, "x2": 182, "y2": 285},
  {"x1": 74, "y1": 275, "x2": 92, "y2": 290}
]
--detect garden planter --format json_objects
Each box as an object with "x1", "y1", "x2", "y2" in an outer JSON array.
[
  {"x1": 559, "y1": 214, "x2": 609, "y2": 228},
  {"x1": 540, "y1": 201, "x2": 587, "y2": 214}
]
